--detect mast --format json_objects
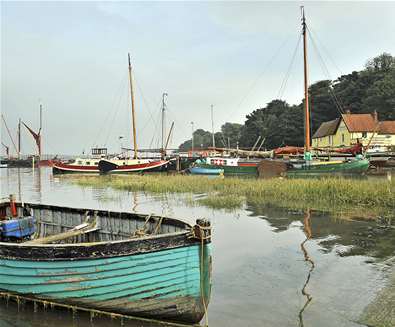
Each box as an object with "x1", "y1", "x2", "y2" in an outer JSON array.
[
  {"x1": 211, "y1": 104, "x2": 215, "y2": 150},
  {"x1": 302, "y1": 6, "x2": 311, "y2": 151},
  {"x1": 161, "y1": 92, "x2": 168, "y2": 154},
  {"x1": 18, "y1": 118, "x2": 21, "y2": 159},
  {"x1": 1, "y1": 114, "x2": 18, "y2": 154},
  {"x1": 128, "y1": 53, "x2": 138, "y2": 159},
  {"x1": 39, "y1": 103, "x2": 42, "y2": 159}
]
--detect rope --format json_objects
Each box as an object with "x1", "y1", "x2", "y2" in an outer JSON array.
[
  {"x1": 200, "y1": 232, "x2": 208, "y2": 327},
  {"x1": 187, "y1": 223, "x2": 211, "y2": 326},
  {"x1": 306, "y1": 26, "x2": 345, "y2": 115},
  {"x1": 229, "y1": 35, "x2": 294, "y2": 121},
  {"x1": 132, "y1": 214, "x2": 153, "y2": 237},
  {"x1": 277, "y1": 33, "x2": 302, "y2": 100}
]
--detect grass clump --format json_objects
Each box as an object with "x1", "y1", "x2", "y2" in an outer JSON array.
[{"x1": 68, "y1": 174, "x2": 394, "y2": 215}]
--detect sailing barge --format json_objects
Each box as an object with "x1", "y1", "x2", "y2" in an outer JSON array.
[{"x1": 0, "y1": 200, "x2": 211, "y2": 323}]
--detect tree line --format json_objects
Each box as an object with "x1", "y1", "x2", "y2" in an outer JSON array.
[{"x1": 179, "y1": 53, "x2": 395, "y2": 151}]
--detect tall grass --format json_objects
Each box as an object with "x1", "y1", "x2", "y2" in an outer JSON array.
[{"x1": 69, "y1": 175, "x2": 394, "y2": 215}]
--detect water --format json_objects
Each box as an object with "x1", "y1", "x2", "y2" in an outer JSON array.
[{"x1": 1, "y1": 167, "x2": 394, "y2": 327}]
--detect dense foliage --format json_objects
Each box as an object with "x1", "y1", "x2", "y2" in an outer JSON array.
[{"x1": 179, "y1": 53, "x2": 395, "y2": 150}]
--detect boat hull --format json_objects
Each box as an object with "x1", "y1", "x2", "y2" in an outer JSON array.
[
  {"x1": 191, "y1": 164, "x2": 257, "y2": 176},
  {"x1": 0, "y1": 244, "x2": 211, "y2": 323},
  {"x1": 98, "y1": 159, "x2": 170, "y2": 174},
  {"x1": 52, "y1": 163, "x2": 99, "y2": 174},
  {"x1": 286, "y1": 158, "x2": 370, "y2": 176},
  {"x1": 189, "y1": 166, "x2": 223, "y2": 175}
]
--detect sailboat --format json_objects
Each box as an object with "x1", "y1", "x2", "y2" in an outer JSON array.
[
  {"x1": 286, "y1": 8, "x2": 369, "y2": 176},
  {"x1": 98, "y1": 54, "x2": 169, "y2": 174}
]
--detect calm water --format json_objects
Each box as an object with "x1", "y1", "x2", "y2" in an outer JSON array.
[{"x1": 0, "y1": 167, "x2": 394, "y2": 327}]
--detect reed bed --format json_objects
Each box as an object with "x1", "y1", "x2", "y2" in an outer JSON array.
[{"x1": 69, "y1": 175, "x2": 394, "y2": 215}]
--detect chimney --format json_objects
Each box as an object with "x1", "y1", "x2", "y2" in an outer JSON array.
[{"x1": 373, "y1": 110, "x2": 378, "y2": 123}]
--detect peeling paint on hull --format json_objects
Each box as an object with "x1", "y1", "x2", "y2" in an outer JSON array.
[{"x1": 0, "y1": 245, "x2": 211, "y2": 323}]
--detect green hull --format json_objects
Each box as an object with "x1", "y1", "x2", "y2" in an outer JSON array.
[{"x1": 287, "y1": 158, "x2": 370, "y2": 176}]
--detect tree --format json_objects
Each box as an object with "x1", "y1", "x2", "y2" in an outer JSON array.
[
  {"x1": 220, "y1": 122, "x2": 243, "y2": 148},
  {"x1": 178, "y1": 53, "x2": 395, "y2": 151}
]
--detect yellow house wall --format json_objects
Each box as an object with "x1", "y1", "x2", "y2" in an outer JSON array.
[{"x1": 312, "y1": 119, "x2": 395, "y2": 148}]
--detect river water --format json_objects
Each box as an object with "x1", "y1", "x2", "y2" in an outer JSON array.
[{"x1": 0, "y1": 167, "x2": 394, "y2": 327}]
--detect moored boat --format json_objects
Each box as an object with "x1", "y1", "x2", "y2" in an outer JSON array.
[
  {"x1": 191, "y1": 157, "x2": 258, "y2": 176},
  {"x1": 52, "y1": 148, "x2": 108, "y2": 174},
  {"x1": 283, "y1": 8, "x2": 370, "y2": 176},
  {"x1": 287, "y1": 157, "x2": 370, "y2": 176},
  {"x1": 189, "y1": 166, "x2": 224, "y2": 175},
  {"x1": 0, "y1": 200, "x2": 212, "y2": 323},
  {"x1": 98, "y1": 158, "x2": 170, "y2": 174}
]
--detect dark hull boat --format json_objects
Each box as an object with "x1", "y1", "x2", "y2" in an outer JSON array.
[
  {"x1": 0, "y1": 201, "x2": 211, "y2": 324},
  {"x1": 98, "y1": 158, "x2": 170, "y2": 174}
]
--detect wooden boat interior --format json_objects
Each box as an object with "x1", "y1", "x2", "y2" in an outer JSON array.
[{"x1": 0, "y1": 202, "x2": 191, "y2": 245}]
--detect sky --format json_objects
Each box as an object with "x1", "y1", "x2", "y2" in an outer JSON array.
[{"x1": 1, "y1": 1, "x2": 395, "y2": 155}]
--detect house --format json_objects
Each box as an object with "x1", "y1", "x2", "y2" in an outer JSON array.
[
  {"x1": 378, "y1": 121, "x2": 395, "y2": 147},
  {"x1": 312, "y1": 111, "x2": 395, "y2": 149}
]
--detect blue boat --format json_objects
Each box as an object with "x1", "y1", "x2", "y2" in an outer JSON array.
[
  {"x1": 189, "y1": 166, "x2": 224, "y2": 175},
  {"x1": 0, "y1": 201, "x2": 212, "y2": 324}
]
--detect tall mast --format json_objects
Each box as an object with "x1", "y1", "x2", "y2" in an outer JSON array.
[
  {"x1": 39, "y1": 103, "x2": 42, "y2": 159},
  {"x1": 302, "y1": 6, "x2": 311, "y2": 151},
  {"x1": 211, "y1": 104, "x2": 215, "y2": 150},
  {"x1": 128, "y1": 53, "x2": 138, "y2": 159},
  {"x1": 18, "y1": 118, "x2": 21, "y2": 159},
  {"x1": 161, "y1": 92, "x2": 168, "y2": 153}
]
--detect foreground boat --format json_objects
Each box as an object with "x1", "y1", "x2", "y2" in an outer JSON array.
[{"x1": 0, "y1": 200, "x2": 211, "y2": 323}]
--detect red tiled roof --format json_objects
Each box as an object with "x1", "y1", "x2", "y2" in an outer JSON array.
[
  {"x1": 341, "y1": 113, "x2": 377, "y2": 132},
  {"x1": 379, "y1": 121, "x2": 395, "y2": 134},
  {"x1": 312, "y1": 118, "x2": 340, "y2": 138}
]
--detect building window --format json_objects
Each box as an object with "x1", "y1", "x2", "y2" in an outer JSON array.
[
  {"x1": 86, "y1": 161, "x2": 90, "y2": 165},
  {"x1": 362, "y1": 132, "x2": 367, "y2": 138},
  {"x1": 342, "y1": 134, "x2": 345, "y2": 143}
]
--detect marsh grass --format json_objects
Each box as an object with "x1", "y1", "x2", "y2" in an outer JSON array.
[{"x1": 68, "y1": 175, "x2": 394, "y2": 215}]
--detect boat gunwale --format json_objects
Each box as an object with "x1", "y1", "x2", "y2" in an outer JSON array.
[{"x1": 0, "y1": 202, "x2": 210, "y2": 261}]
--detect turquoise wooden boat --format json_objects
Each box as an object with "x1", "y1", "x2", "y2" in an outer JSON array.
[{"x1": 0, "y1": 201, "x2": 211, "y2": 324}]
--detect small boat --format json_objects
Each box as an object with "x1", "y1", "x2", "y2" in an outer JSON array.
[
  {"x1": 98, "y1": 55, "x2": 169, "y2": 174},
  {"x1": 0, "y1": 198, "x2": 212, "y2": 324},
  {"x1": 191, "y1": 157, "x2": 258, "y2": 176},
  {"x1": 189, "y1": 166, "x2": 224, "y2": 175}
]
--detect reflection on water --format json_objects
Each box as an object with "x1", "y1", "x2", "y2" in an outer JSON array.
[
  {"x1": 1, "y1": 167, "x2": 394, "y2": 327},
  {"x1": 298, "y1": 209, "x2": 315, "y2": 327}
]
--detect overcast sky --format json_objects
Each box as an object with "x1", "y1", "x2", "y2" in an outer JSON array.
[{"x1": 1, "y1": 1, "x2": 395, "y2": 155}]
